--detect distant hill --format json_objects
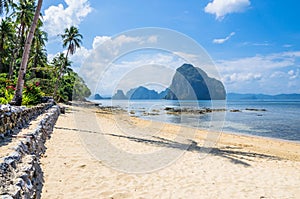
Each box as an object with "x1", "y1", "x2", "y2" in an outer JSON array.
[
  {"x1": 126, "y1": 86, "x2": 166, "y2": 100},
  {"x1": 165, "y1": 64, "x2": 226, "y2": 100},
  {"x1": 112, "y1": 90, "x2": 127, "y2": 100},
  {"x1": 227, "y1": 93, "x2": 300, "y2": 100},
  {"x1": 94, "y1": 94, "x2": 103, "y2": 100}
]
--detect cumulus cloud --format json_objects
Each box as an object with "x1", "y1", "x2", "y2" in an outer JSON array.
[
  {"x1": 43, "y1": 0, "x2": 92, "y2": 37},
  {"x1": 288, "y1": 69, "x2": 300, "y2": 80},
  {"x1": 73, "y1": 34, "x2": 174, "y2": 95},
  {"x1": 74, "y1": 33, "x2": 224, "y2": 96},
  {"x1": 213, "y1": 32, "x2": 235, "y2": 44},
  {"x1": 223, "y1": 72, "x2": 262, "y2": 83},
  {"x1": 92, "y1": 36, "x2": 111, "y2": 49},
  {"x1": 205, "y1": 0, "x2": 251, "y2": 20},
  {"x1": 217, "y1": 51, "x2": 300, "y2": 93},
  {"x1": 217, "y1": 52, "x2": 300, "y2": 74}
]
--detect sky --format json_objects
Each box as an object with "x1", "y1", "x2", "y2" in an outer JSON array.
[{"x1": 40, "y1": 0, "x2": 300, "y2": 96}]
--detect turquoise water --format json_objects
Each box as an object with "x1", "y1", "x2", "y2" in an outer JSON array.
[{"x1": 92, "y1": 99, "x2": 300, "y2": 141}]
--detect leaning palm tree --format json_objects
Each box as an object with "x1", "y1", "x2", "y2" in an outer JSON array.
[
  {"x1": 53, "y1": 26, "x2": 82, "y2": 100},
  {"x1": 10, "y1": 0, "x2": 43, "y2": 106}
]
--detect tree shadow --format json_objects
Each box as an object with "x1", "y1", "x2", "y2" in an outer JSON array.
[
  {"x1": 55, "y1": 126, "x2": 281, "y2": 167},
  {"x1": 0, "y1": 124, "x2": 29, "y2": 148},
  {"x1": 107, "y1": 133, "x2": 280, "y2": 167},
  {"x1": 0, "y1": 136, "x2": 13, "y2": 147}
]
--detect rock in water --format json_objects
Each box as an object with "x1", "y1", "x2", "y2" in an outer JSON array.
[
  {"x1": 166, "y1": 63, "x2": 226, "y2": 100},
  {"x1": 94, "y1": 94, "x2": 103, "y2": 100},
  {"x1": 112, "y1": 90, "x2": 128, "y2": 100}
]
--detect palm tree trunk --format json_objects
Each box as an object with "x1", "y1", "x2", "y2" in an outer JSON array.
[
  {"x1": 0, "y1": 38, "x2": 4, "y2": 73},
  {"x1": 8, "y1": 48, "x2": 17, "y2": 79},
  {"x1": 53, "y1": 49, "x2": 69, "y2": 100},
  {"x1": 10, "y1": 0, "x2": 43, "y2": 106}
]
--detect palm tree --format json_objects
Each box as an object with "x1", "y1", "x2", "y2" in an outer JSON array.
[
  {"x1": 30, "y1": 28, "x2": 48, "y2": 70},
  {"x1": 0, "y1": 1, "x2": 14, "y2": 73},
  {"x1": 53, "y1": 26, "x2": 82, "y2": 99},
  {"x1": 0, "y1": 18, "x2": 15, "y2": 73},
  {"x1": 0, "y1": 0, "x2": 12, "y2": 15},
  {"x1": 52, "y1": 53, "x2": 69, "y2": 79},
  {"x1": 10, "y1": 0, "x2": 43, "y2": 106},
  {"x1": 11, "y1": 0, "x2": 35, "y2": 57}
]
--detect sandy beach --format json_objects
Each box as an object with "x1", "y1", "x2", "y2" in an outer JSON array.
[{"x1": 40, "y1": 104, "x2": 300, "y2": 199}]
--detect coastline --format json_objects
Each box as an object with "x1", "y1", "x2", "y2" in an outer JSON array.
[
  {"x1": 40, "y1": 103, "x2": 300, "y2": 198},
  {"x1": 126, "y1": 109, "x2": 300, "y2": 162},
  {"x1": 91, "y1": 99, "x2": 300, "y2": 142}
]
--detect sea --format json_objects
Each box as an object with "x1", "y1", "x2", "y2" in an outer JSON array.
[{"x1": 91, "y1": 99, "x2": 300, "y2": 142}]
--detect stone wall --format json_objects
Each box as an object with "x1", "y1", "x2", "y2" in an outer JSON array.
[
  {"x1": 0, "y1": 102, "x2": 54, "y2": 139},
  {"x1": 0, "y1": 104, "x2": 60, "y2": 198}
]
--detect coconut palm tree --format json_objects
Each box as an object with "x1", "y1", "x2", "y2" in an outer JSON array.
[
  {"x1": 0, "y1": 0, "x2": 12, "y2": 15},
  {"x1": 11, "y1": 0, "x2": 35, "y2": 55},
  {"x1": 0, "y1": 18, "x2": 15, "y2": 73},
  {"x1": 53, "y1": 26, "x2": 82, "y2": 99},
  {"x1": 30, "y1": 28, "x2": 48, "y2": 70},
  {"x1": 10, "y1": 0, "x2": 43, "y2": 106},
  {"x1": 0, "y1": 1, "x2": 14, "y2": 73}
]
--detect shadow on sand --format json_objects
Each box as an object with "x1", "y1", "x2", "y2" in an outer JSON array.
[{"x1": 54, "y1": 126, "x2": 281, "y2": 167}]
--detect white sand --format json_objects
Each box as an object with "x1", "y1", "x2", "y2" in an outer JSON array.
[{"x1": 40, "y1": 105, "x2": 300, "y2": 199}]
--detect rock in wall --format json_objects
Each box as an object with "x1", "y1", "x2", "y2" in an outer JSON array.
[{"x1": 0, "y1": 104, "x2": 60, "y2": 198}]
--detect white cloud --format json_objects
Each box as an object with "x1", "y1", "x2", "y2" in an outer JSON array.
[
  {"x1": 92, "y1": 36, "x2": 111, "y2": 49},
  {"x1": 73, "y1": 34, "x2": 167, "y2": 95},
  {"x1": 288, "y1": 70, "x2": 294, "y2": 76},
  {"x1": 213, "y1": 32, "x2": 235, "y2": 44},
  {"x1": 270, "y1": 71, "x2": 285, "y2": 78},
  {"x1": 288, "y1": 69, "x2": 300, "y2": 80},
  {"x1": 216, "y1": 51, "x2": 300, "y2": 94},
  {"x1": 43, "y1": 0, "x2": 92, "y2": 37},
  {"x1": 205, "y1": 0, "x2": 251, "y2": 20},
  {"x1": 147, "y1": 35, "x2": 158, "y2": 43},
  {"x1": 223, "y1": 72, "x2": 262, "y2": 83},
  {"x1": 69, "y1": 46, "x2": 90, "y2": 71},
  {"x1": 217, "y1": 52, "x2": 300, "y2": 74}
]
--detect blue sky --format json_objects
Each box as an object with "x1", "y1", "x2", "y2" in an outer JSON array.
[{"x1": 41, "y1": 0, "x2": 300, "y2": 95}]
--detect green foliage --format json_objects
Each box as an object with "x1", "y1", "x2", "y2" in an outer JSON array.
[
  {"x1": 0, "y1": 73, "x2": 47, "y2": 105},
  {"x1": 0, "y1": 1, "x2": 91, "y2": 105},
  {"x1": 0, "y1": 89, "x2": 14, "y2": 104},
  {"x1": 0, "y1": 73, "x2": 14, "y2": 103},
  {"x1": 57, "y1": 70, "x2": 91, "y2": 102},
  {"x1": 22, "y1": 81, "x2": 44, "y2": 105}
]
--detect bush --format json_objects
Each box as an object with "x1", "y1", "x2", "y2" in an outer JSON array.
[{"x1": 22, "y1": 82, "x2": 45, "y2": 105}]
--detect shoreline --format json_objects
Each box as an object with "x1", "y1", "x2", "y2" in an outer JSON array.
[
  {"x1": 90, "y1": 100, "x2": 300, "y2": 143},
  {"x1": 119, "y1": 108, "x2": 300, "y2": 162},
  {"x1": 140, "y1": 115, "x2": 300, "y2": 145},
  {"x1": 40, "y1": 103, "x2": 300, "y2": 198},
  {"x1": 81, "y1": 100, "x2": 300, "y2": 159}
]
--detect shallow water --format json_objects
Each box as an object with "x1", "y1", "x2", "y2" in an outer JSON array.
[{"x1": 92, "y1": 99, "x2": 300, "y2": 141}]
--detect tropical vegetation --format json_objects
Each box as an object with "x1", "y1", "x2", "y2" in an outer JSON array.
[{"x1": 0, "y1": 0, "x2": 91, "y2": 105}]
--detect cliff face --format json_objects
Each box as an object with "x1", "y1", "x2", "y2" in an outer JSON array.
[{"x1": 166, "y1": 64, "x2": 226, "y2": 100}]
